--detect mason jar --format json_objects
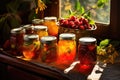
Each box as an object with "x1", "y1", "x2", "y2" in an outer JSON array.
[
  {"x1": 40, "y1": 36, "x2": 58, "y2": 63},
  {"x1": 10, "y1": 27, "x2": 25, "y2": 56},
  {"x1": 77, "y1": 37, "x2": 97, "y2": 75},
  {"x1": 23, "y1": 24, "x2": 34, "y2": 34},
  {"x1": 34, "y1": 25, "x2": 48, "y2": 39},
  {"x1": 57, "y1": 33, "x2": 76, "y2": 66},
  {"x1": 43, "y1": 17, "x2": 59, "y2": 37},
  {"x1": 23, "y1": 34, "x2": 40, "y2": 59}
]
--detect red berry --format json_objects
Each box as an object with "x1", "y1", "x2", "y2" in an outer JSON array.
[
  {"x1": 79, "y1": 25, "x2": 85, "y2": 30},
  {"x1": 70, "y1": 16, "x2": 77, "y2": 21},
  {"x1": 69, "y1": 21, "x2": 75, "y2": 28}
]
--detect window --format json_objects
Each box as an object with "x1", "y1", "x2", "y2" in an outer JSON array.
[{"x1": 60, "y1": 0, "x2": 110, "y2": 24}]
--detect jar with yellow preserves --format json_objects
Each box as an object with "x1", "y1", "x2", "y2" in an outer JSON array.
[
  {"x1": 34, "y1": 25, "x2": 48, "y2": 39},
  {"x1": 43, "y1": 17, "x2": 59, "y2": 37},
  {"x1": 57, "y1": 33, "x2": 76, "y2": 66}
]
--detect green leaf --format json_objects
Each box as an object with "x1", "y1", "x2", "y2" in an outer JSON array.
[
  {"x1": 75, "y1": 0, "x2": 81, "y2": 11},
  {"x1": 97, "y1": 0, "x2": 108, "y2": 8},
  {"x1": 99, "y1": 39, "x2": 110, "y2": 48}
]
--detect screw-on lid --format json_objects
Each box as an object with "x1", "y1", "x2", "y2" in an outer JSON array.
[
  {"x1": 24, "y1": 34, "x2": 39, "y2": 41},
  {"x1": 32, "y1": 19, "x2": 44, "y2": 24},
  {"x1": 34, "y1": 25, "x2": 48, "y2": 31},
  {"x1": 11, "y1": 27, "x2": 24, "y2": 34},
  {"x1": 59, "y1": 33, "x2": 76, "y2": 40},
  {"x1": 79, "y1": 37, "x2": 96, "y2": 44},
  {"x1": 44, "y1": 17, "x2": 57, "y2": 22},
  {"x1": 41, "y1": 36, "x2": 57, "y2": 44}
]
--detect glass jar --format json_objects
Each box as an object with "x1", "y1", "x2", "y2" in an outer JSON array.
[
  {"x1": 23, "y1": 24, "x2": 34, "y2": 34},
  {"x1": 23, "y1": 34, "x2": 40, "y2": 59},
  {"x1": 34, "y1": 25, "x2": 48, "y2": 39},
  {"x1": 77, "y1": 37, "x2": 97, "y2": 75},
  {"x1": 43, "y1": 17, "x2": 59, "y2": 37},
  {"x1": 57, "y1": 33, "x2": 76, "y2": 66},
  {"x1": 32, "y1": 19, "x2": 44, "y2": 26},
  {"x1": 10, "y1": 27, "x2": 25, "y2": 56},
  {"x1": 40, "y1": 36, "x2": 58, "y2": 63}
]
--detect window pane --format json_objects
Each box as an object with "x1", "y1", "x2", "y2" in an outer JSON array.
[{"x1": 60, "y1": 0, "x2": 110, "y2": 24}]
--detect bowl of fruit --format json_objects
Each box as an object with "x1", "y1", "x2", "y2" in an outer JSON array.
[{"x1": 58, "y1": 16, "x2": 97, "y2": 42}]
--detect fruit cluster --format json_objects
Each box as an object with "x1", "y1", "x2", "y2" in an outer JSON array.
[{"x1": 59, "y1": 16, "x2": 92, "y2": 30}]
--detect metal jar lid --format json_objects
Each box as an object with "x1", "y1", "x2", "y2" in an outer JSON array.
[
  {"x1": 11, "y1": 27, "x2": 25, "y2": 34},
  {"x1": 34, "y1": 25, "x2": 48, "y2": 31},
  {"x1": 23, "y1": 24, "x2": 33, "y2": 29},
  {"x1": 24, "y1": 34, "x2": 39, "y2": 41},
  {"x1": 59, "y1": 33, "x2": 76, "y2": 40},
  {"x1": 40, "y1": 36, "x2": 57, "y2": 44},
  {"x1": 79, "y1": 37, "x2": 96, "y2": 44},
  {"x1": 32, "y1": 19, "x2": 44, "y2": 25},
  {"x1": 44, "y1": 17, "x2": 57, "y2": 22}
]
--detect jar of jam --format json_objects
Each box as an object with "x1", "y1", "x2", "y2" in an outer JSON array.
[
  {"x1": 10, "y1": 27, "x2": 25, "y2": 56},
  {"x1": 57, "y1": 33, "x2": 76, "y2": 66},
  {"x1": 34, "y1": 25, "x2": 48, "y2": 39},
  {"x1": 23, "y1": 34, "x2": 40, "y2": 60},
  {"x1": 32, "y1": 19, "x2": 44, "y2": 26},
  {"x1": 40, "y1": 36, "x2": 58, "y2": 63},
  {"x1": 77, "y1": 37, "x2": 97, "y2": 75},
  {"x1": 43, "y1": 17, "x2": 59, "y2": 37},
  {"x1": 23, "y1": 24, "x2": 34, "y2": 34}
]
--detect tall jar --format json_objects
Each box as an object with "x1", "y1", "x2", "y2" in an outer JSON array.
[
  {"x1": 40, "y1": 36, "x2": 58, "y2": 63},
  {"x1": 23, "y1": 34, "x2": 40, "y2": 60},
  {"x1": 34, "y1": 25, "x2": 48, "y2": 39},
  {"x1": 43, "y1": 17, "x2": 59, "y2": 37},
  {"x1": 10, "y1": 27, "x2": 25, "y2": 56},
  {"x1": 77, "y1": 37, "x2": 97, "y2": 75},
  {"x1": 57, "y1": 33, "x2": 76, "y2": 67}
]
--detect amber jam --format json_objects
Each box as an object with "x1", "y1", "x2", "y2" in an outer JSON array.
[
  {"x1": 23, "y1": 34, "x2": 40, "y2": 59},
  {"x1": 43, "y1": 17, "x2": 59, "y2": 37},
  {"x1": 77, "y1": 37, "x2": 97, "y2": 75},
  {"x1": 57, "y1": 33, "x2": 76, "y2": 66},
  {"x1": 34, "y1": 25, "x2": 48, "y2": 39},
  {"x1": 10, "y1": 27, "x2": 25, "y2": 56},
  {"x1": 40, "y1": 36, "x2": 58, "y2": 63},
  {"x1": 23, "y1": 24, "x2": 34, "y2": 34}
]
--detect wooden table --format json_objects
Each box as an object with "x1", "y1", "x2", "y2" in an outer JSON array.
[{"x1": 0, "y1": 49, "x2": 88, "y2": 80}]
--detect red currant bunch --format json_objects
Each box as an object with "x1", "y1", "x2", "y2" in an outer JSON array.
[{"x1": 59, "y1": 16, "x2": 92, "y2": 30}]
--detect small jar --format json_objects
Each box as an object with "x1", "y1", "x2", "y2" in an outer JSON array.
[
  {"x1": 23, "y1": 24, "x2": 34, "y2": 34},
  {"x1": 40, "y1": 36, "x2": 58, "y2": 63},
  {"x1": 10, "y1": 27, "x2": 25, "y2": 56},
  {"x1": 34, "y1": 25, "x2": 48, "y2": 39},
  {"x1": 23, "y1": 34, "x2": 40, "y2": 59},
  {"x1": 32, "y1": 19, "x2": 44, "y2": 26},
  {"x1": 43, "y1": 17, "x2": 58, "y2": 37},
  {"x1": 77, "y1": 37, "x2": 97, "y2": 75},
  {"x1": 57, "y1": 33, "x2": 76, "y2": 66}
]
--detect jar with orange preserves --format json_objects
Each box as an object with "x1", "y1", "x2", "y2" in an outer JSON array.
[
  {"x1": 22, "y1": 34, "x2": 40, "y2": 60},
  {"x1": 43, "y1": 17, "x2": 59, "y2": 37},
  {"x1": 57, "y1": 33, "x2": 76, "y2": 66}
]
